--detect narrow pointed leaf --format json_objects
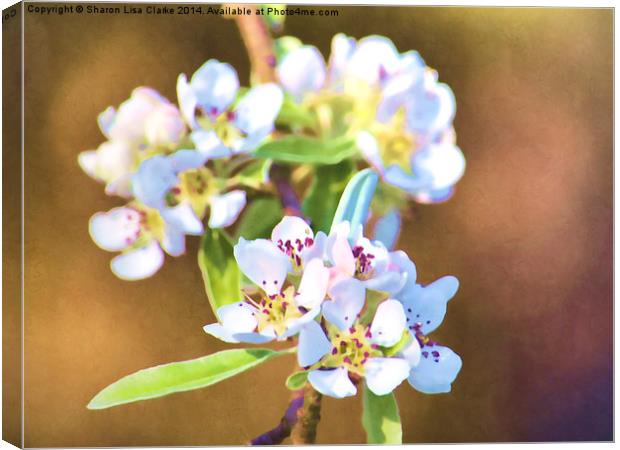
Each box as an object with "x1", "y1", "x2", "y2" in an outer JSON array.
[
  {"x1": 362, "y1": 384, "x2": 403, "y2": 444},
  {"x1": 330, "y1": 169, "x2": 378, "y2": 235},
  {"x1": 88, "y1": 348, "x2": 287, "y2": 410},
  {"x1": 254, "y1": 135, "x2": 357, "y2": 165},
  {"x1": 198, "y1": 228, "x2": 241, "y2": 315}
]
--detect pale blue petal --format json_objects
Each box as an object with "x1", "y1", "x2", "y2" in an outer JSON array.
[
  {"x1": 167, "y1": 149, "x2": 209, "y2": 172},
  {"x1": 234, "y1": 83, "x2": 283, "y2": 135},
  {"x1": 177, "y1": 73, "x2": 198, "y2": 129},
  {"x1": 161, "y1": 202, "x2": 204, "y2": 235},
  {"x1": 400, "y1": 337, "x2": 421, "y2": 368},
  {"x1": 308, "y1": 367, "x2": 357, "y2": 398},
  {"x1": 356, "y1": 131, "x2": 384, "y2": 173},
  {"x1": 217, "y1": 301, "x2": 259, "y2": 333},
  {"x1": 376, "y1": 71, "x2": 422, "y2": 122},
  {"x1": 161, "y1": 225, "x2": 185, "y2": 257},
  {"x1": 388, "y1": 250, "x2": 417, "y2": 297},
  {"x1": 373, "y1": 209, "x2": 401, "y2": 251},
  {"x1": 191, "y1": 130, "x2": 232, "y2": 159},
  {"x1": 406, "y1": 82, "x2": 455, "y2": 136},
  {"x1": 104, "y1": 173, "x2": 134, "y2": 199},
  {"x1": 413, "y1": 186, "x2": 455, "y2": 204},
  {"x1": 384, "y1": 164, "x2": 430, "y2": 193},
  {"x1": 190, "y1": 59, "x2": 239, "y2": 115},
  {"x1": 400, "y1": 275, "x2": 459, "y2": 335},
  {"x1": 232, "y1": 329, "x2": 277, "y2": 344},
  {"x1": 345, "y1": 35, "x2": 400, "y2": 85},
  {"x1": 411, "y1": 143, "x2": 466, "y2": 191},
  {"x1": 208, "y1": 190, "x2": 246, "y2": 229},
  {"x1": 365, "y1": 357, "x2": 410, "y2": 396},
  {"x1": 233, "y1": 238, "x2": 291, "y2": 296},
  {"x1": 364, "y1": 271, "x2": 406, "y2": 295},
  {"x1": 202, "y1": 323, "x2": 242, "y2": 343},
  {"x1": 295, "y1": 258, "x2": 329, "y2": 309},
  {"x1": 369, "y1": 300, "x2": 406, "y2": 347},
  {"x1": 327, "y1": 33, "x2": 355, "y2": 87},
  {"x1": 97, "y1": 106, "x2": 116, "y2": 138},
  {"x1": 408, "y1": 344, "x2": 462, "y2": 394},
  {"x1": 89, "y1": 207, "x2": 141, "y2": 252},
  {"x1": 110, "y1": 241, "x2": 164, "y2": 281},
  {"x1": 322, "y1": 278, "x2": 365, "y2": 330},
  {"x1": 277, "y1": 46, "x2": 326, "y2": 100},
  {"x1": 78, "y1": 151, "x2": 98, "y2": 180},
  {"x1": 297, "y1": 320, "x2": 331, "y2": 367},
  {"x1": 132, "y1": 156, "x2": 177, "y2": 208},
  {"x1": 300, "y1": 231, "x2": 327, "y2": 265}
]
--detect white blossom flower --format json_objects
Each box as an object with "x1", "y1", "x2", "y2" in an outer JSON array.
[
  {"x1": 89, "y1": 202, "x2": 203, "y2": 280},
  {"x1": 298, "y1": 299, "x2": 411, "y2": 398},
  {"x1": 78, "y1": 88, "x2": 186, "y2": 198},
  {"x1": 177, "y1": 59, "x2": 283, "y2": 156},
  {"x1": 203, "y1": 239, "x2": 330, "y2": 343}
]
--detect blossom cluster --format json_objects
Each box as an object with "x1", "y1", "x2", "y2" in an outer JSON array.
[
  {"x1": 277, "y1": 34, "x2": 466, "y2": 204},
  {"x1": 204, "y1": 216, "x2": 462, "y2": 398},
  {"x1": 79, "y1": 61, "x2": 283, "y2": 280}
]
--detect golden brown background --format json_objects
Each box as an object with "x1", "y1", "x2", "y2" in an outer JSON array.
[{"x1": 18, "y1": 3, "x2": 612, "y2": 446}]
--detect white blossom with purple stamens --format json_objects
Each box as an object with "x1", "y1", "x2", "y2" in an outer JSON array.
[{"x1": 177, "y1": 59, "x2": 283, "y2": 155}]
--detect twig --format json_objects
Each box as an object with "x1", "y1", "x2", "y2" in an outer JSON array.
[
  {"x1": 291, "y1": 384, "x2": 323, "y2": 444},
  {"x1": 250, "y1": 391, "x2": 304, "y2": 445},
  {"x1": 226, "y1": 4, "x2": 277, "y2": 83}
]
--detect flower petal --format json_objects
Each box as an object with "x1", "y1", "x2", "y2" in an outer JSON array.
[
  {"x1": 406, "y1": 81, "x2": 455, "y2": 136},
  {"x1": 295, "y1": 258, "x2": 329, "y2": 310},
  {"x1": 218, "y1": 301, "x2": 259, "y2": 333},
  {"x1": 167, "y1": 149, "x2": 209, "y2": 172},
  {"x1": 345, "y1": 35, "x2": 400, "y2": 85},
  {"x1": 356, "y1": 131, "x2": 384, "y2": 173},
  {"x1": 327, "y1": 33, "x2": 355, "y2": 87},
  {"x1": 365, "y1": 357, "x2": 410, "y2": 396},
  {"x1": 400, "y1": 337, "x2": 422, "y2": 368},
  {"x1": 384, "y1": 164, "x2": 430, "y2": 193},
  {"x1": 97, "y1": 106, "x2": 116, "y2": 138},
  {"x1": 208, "y1": 190, "x2": 247, "y2": 229},
  {"x1": 300, "y1": 231, "x2": 327, "y2": 265},
  {"x1": 190, "y1": 59, "x2": 239, "y2": 115},
  {"x1": 177, "y1": 73, "x2": 198, "y2": 129},
  {"x1": 328, "y1": 231, "x2": 355, "y2": 279},
  {"x1": 373, "y1": 209, "x2": 401, "y2": 251},
  {"x1": 144, "y1": 103, "x2": 185, "y2": 146},
  {"x1": 297, "y1": 320, "x2": 332, "y2": 367},
  {"x1": 388, "y1": 250, "x2": 417, "y2": 297},
  {"x1": 277, "y1": 46, "x2": 326, "y2": 100},
  {"x1": 408, "y1": 344, "x2": 462, "y2": 394},
  {"x1": 271, "y1": 216, "x2": 314, "y2": 248},
  {"x1": 161, "y1": 202, "x2": 204, "y2": 235},
  {"x1": 233, "y1": 238, "x2": 292, "y2": 296},
  {"x1": 281, "y1": 305, "x2": 321, "y2": 339},
  {"x1": 369, "y1": 299, "x2": 406, "y2": 347},
  {"x1": 322, "y1": 278, "x2": 365, "y2": 330},
  {"x1": 400, "y1": 275, "x2": 459, "y2": 335},
  {"x1": 110, "y1": 241, "x2": 164, "y2": 281},
  {"x1": 132, "y1": 156, "x2": 177, "y2": 209},
  {"x1": 161, "y1": 225, "x2": 186, "y2": 257},
  {"x1": 308, "y1": 367, "x2": 357, "y2": 398},
  {"x1": 411, "y1": 143, "x2": 466, "y2": 191},
  {"x1": 234, "y1": 83, "x2": 283, "y2": 136},
  {"x1": 89, "y1": 207, "x2": 141, "y2": 251},
  {"x1": 191, "y1": 130, "x2": 232, "y2": 159},
  {"x1": 78, "y1": 150, "x2": 99, "y2": 179}
]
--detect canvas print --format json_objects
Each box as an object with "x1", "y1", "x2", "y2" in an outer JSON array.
[{"x1": 2, "y1": 2, "x2": 613, "y2": 446}]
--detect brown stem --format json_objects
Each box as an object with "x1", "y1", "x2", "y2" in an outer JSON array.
[
  {"x1": 250, "y1": 390, "x2": 304, "y2": 445},
  {"x1": 290, "y1": 385, "x2": 323, "y2": 444},
  {"x1": 226, "y1": 4, "x2": 277, "y2": 83}
]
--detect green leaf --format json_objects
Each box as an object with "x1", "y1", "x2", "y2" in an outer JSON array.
[
  {"x1": 198, "y1": 228, "x2": 241, "y2": 316},
  {"x1": 234, "y1": 159, "x2": 272, "y2": 190},
  {"x1": 302, "y1": 161, "x2": 355, "y2": 233},
  {"x1": 234, "y1": 197, "x2": 284, "y2": 241},
  {"x1": 88, "y1": 348, "x2": 288, "y2": 410},
  {"x1": 285, "y1": 371, "x2": 308, "y2": 390},
  {"x1": 362, "y1": 384, "x2": 403, "y2": 444},
  {"x1": 330, "y1": 168, "x2": 379, "y2": 235},
  {"x1": 276, "y1": 96, "x2": 318, "y2": 129},
  {"x1": 254, "y1": 135, "x2": 358, "y2": 165}
]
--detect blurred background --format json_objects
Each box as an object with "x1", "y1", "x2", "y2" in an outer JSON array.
[{"x1": 19, "y1": 4, "x2": 612, "y2": 446}]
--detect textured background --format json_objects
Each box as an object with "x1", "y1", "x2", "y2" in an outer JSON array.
[{"x1": 19, "y1": 4, "x2": 612, "y2": 446}]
